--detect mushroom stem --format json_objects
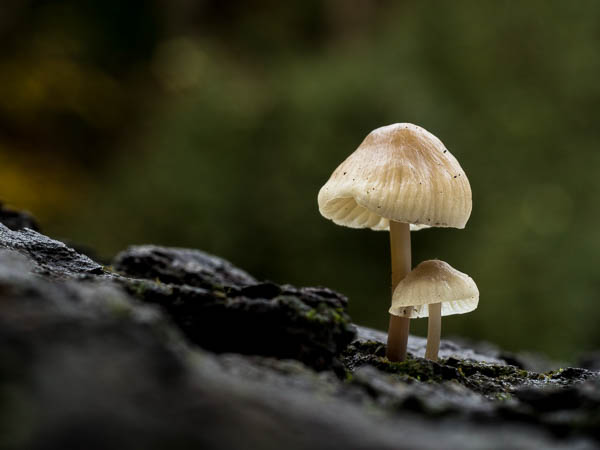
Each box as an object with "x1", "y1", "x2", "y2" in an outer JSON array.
[
  {"x1": 386, "y1": 221, "x2": 411, "y2": 362},
  {"x1": 425, "y1": 303, "x2": 441, "y2": 361}
]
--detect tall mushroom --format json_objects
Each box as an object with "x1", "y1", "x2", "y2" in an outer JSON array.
[
  {"x1": 390, "y1": 260, "x2": 479, "y2": 361},
  {"x1": 317, "y1": 123, "x2": 472, "y2": 361}
]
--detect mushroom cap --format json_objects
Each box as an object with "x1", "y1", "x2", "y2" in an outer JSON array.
[
  {"x1": 317, "y1": 123, "x2": 472, "y2": 231},
  {"x1": 389, "y1": 259, "x2": 478, "y2": 319}
]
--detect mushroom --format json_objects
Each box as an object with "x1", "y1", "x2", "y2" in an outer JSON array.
[
  {"x1": 390, "y1": 260, "x2": 479, "y2": 361},
  {"x1": 317, "y1": 123, "x2": 471, "y2": 361}
]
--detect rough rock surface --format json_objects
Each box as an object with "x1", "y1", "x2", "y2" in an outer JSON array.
[
  {"x1": 113, "y1": 245, "x2": 258, "y2": 288},
  {"x1": 112, "y1": 245, "x2": 356, "y2": 371},
  {"x1": 0, "y1": 217, "x2": 599, "y2": 450},
  {"x1": 0, "y1": 223, "x2": 103, "y2": 278}
]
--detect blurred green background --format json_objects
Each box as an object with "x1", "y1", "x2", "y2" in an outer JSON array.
[{"x1": 1, "y1": 0, "x2": 599, "y2": 360}]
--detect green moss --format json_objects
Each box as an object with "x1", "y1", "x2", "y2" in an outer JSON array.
[
  {"x1": 131, "y1": 281, "x2": 148, "y2": 298},
  {"x1": 444, "y1": 358, "x2": 535, "y2": 381},
  {"x1": 546, "y1": 368, "x2": 564, "y2": 377},
  {"x1": 124, "y1": 279, "x2": 173, "y2": 302},
  {"x1": 341, "y1": 340, "x2": 565, "y2": 400},
  {"x1": 305, "y1": 309, "x2": 317, "y2": 320},
  {"x1": 212, "y1": 289, "x2": 226, "y2": 299},
  {"x1": 331, "y1": 310, "x2": 342, "y2": 323},
  {"x1": 370, "y1": 357, "x2": 448, "y2": 383},
  {"x1": 494, "y1": 392, "x2": 513, "y2": 401},
  {"x1": 299, "y1": 302, "x2": 352, "y2": 326}
]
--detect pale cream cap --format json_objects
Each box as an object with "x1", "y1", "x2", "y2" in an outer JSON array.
[
  {"x1": 389, "y1": 260, "x2": 479, "y2": 318},
  {"x1": 317, "y1": 123, "x2": 472, "y2": 231}
]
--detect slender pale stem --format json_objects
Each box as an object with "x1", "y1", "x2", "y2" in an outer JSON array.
[
  {"x1": 425, "y1": 303, "x2": 442, "y2": 361},
  {"x1": 386, "y1": 221, "x2": 411, "y2": 362}
]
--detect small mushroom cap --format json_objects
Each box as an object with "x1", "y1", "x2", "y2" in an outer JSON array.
[
  {"x1": 389, "y1": 260, "x2": 479, "y2": 318},
  {"x1": 318, "y1": 123, "x2": 471, "y2": 231}
]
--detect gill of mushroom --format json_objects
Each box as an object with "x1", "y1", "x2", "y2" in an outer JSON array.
[
  {"x1": 390, "y1": 260, "x2": 479, "y2": 361},
  {"x1": 317, "y1": 123, "x2": 472, "y2": 362}
]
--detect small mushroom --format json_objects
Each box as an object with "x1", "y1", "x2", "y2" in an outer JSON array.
[
  {"x1": 318, "y1": 123, "x2": 472, "y2": 361},
  {"x1": 389, "y1": 260, "x2": 479, "y2": 362}
]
